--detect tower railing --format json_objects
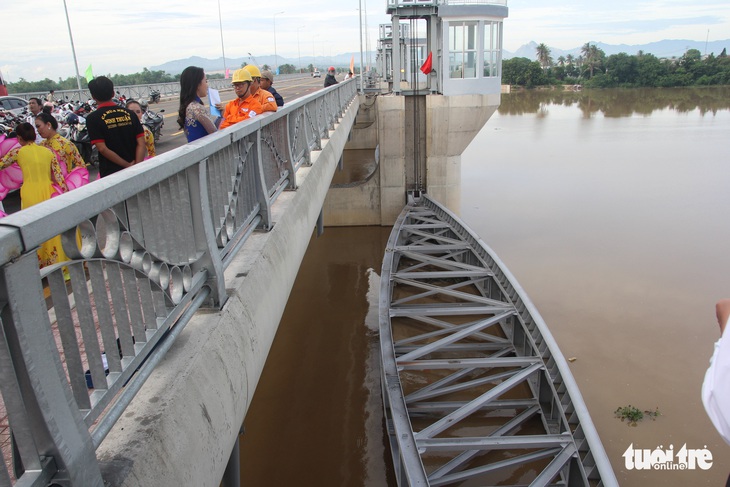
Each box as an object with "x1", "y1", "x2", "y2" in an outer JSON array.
[{"x1": 387, "y1": 0, "x2": 507, "y2": 6}]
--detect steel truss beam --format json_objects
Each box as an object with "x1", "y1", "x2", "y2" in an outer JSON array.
[{"x1": 379, "y1": 195, "x2": 617, "y2": 486}]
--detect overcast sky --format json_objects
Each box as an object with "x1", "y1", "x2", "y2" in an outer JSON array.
[{"x1": 3, "y1": 0, "x2": 729, "y2": 82}]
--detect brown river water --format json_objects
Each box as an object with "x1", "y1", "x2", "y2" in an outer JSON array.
[{"x1": 239, "y1": 87, "x2": 730, "y2": 486}]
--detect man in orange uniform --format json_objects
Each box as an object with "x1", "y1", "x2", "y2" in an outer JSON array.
[
  {"x1": 219, "y1": 69, "x2": 264, "y2": 129},
  {"x1": 242, "y1": 65, "x2": 278, "y2": 113}
]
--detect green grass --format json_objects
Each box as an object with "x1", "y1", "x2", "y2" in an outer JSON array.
[{"x1": 614, "y1": 405, "x2": 661, "y2": 427}]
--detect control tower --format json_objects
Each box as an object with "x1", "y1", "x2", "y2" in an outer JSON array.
[{"x1": 325, "y1": 0, "x2": 509, "y2": 225}]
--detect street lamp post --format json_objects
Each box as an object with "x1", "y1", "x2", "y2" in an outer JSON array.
[
  {"x1": 296, "y1": 25, "x2": 305, "y2": 74},
  {"x1": 358, "y1": 0, "x2": 364, "y2": 94},
  {"x1": 273, "y1": 11, "x2": 284, "y2": 74},
  {"x1": 62, "y1": 0, "x2": 82, "y2": 91},
  {"x1": 312, "y1": 34, "x2": 319, "y2": 71},
  {"x1": 218, "y1": 0, "x2": 227, "y2": 76}
]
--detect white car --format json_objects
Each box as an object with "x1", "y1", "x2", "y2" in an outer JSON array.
[
  {"x1": 312, "y1": 70, "x2": 321, "y2": 78},
  {"x1": 0, "y1": 96, "x2": 28, "y2": 116}
]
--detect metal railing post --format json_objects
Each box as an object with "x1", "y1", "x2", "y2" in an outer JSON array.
[
  {"x1": 253, "y1": 131, "x2": 273, "y2": 230},
  {"x1": 186, "y1": 161, "x2": 227, "y2": 308},
  {"x1": 0, "y1": 252, "x2": 103, "y2": 486}
]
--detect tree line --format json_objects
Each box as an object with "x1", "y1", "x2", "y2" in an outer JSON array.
[
  {"x1": 5, "y1": 68, "x2": 225, "y2": 94},
  {"x1": 503, "y1": 43, "x2": 730, "y2": 88}
]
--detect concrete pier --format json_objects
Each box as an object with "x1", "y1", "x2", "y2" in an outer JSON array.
[{"x1": 324, "y1": 93, "x2": 500, "y2": 226}]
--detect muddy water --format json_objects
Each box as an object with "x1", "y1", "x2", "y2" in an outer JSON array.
[
  {"x1": 239, "y1": 226, "x2": 395, "y2": 486},
  {"x1": 240, "y1": 87, "x2": 730, "y2": 486},
  {"x1": 460, "y1": 87, "x2": 730, "y2": 486}
]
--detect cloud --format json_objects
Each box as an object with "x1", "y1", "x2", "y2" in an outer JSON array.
[{"x1": 4, "y1": 0, "x2": 729, "y2": 82}]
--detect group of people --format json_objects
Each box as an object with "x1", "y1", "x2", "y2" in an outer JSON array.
[
  {"x1": 0, "y1": 75, "x2": 146, "y2": 268},
  {"x1": 178, "y1": 64, "x2": 284, "y2": 142},
  {"x1": 0, "y1": 64, "x2": 298, "y2": 269}
]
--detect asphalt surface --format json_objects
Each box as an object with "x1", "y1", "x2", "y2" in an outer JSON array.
[{"x1": 1, "y1": 74, "x2": 332, "y2": 214}]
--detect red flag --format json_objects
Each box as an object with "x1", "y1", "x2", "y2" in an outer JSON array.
[
  {"x1": 225, "y1": 68, "x2": 231, "y2": 79},
  {"x1": 420, "y1": 52, "x2": 433, "y2": 75}
]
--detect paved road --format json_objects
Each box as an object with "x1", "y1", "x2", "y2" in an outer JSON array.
[
  {"x1": 153, "y1": 74, "x2": 328, "y2": 154},
  {"x1": 1, "y1": 74, "x2": 333, "y2": 214}
]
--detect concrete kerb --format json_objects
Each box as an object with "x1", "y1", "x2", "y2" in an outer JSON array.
[{"x1": 96, "y1": 97, "x2": 360, "y2": 487}]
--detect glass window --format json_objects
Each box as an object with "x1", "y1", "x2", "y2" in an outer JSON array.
[
  {"x1": 449, "y1": 22, "x2": 478, "y2": 79},
  {"x1": 483, "y1": 21, "x2": 502, "y2": 77}
]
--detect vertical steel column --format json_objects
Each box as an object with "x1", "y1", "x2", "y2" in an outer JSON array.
[
  {"x1": 392, "y1": 15, "x2": 402, "y2": 94},
  {"x1": 429, "y1": 15, "x2": 441, "y2": 94}
]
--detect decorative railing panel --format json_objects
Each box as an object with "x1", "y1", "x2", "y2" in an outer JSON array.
[{"x1": 0, "y1": 79, "x2": 357, "y2": 486}]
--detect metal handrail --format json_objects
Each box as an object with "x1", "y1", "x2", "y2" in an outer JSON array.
[
  {"x1": 10, "y1": 74, "x2": 307, "y2": 104},
  {"x1": 0, "y1": 79, "x2": 357, "y2": 486}
]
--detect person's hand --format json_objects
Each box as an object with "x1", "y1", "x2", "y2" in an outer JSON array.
[
  {"x1": 215, "y1": 102, "x2": 224, "y2": 111},
  {"x1": 715, "y1": 299, "x2": 730, "y2": 334}
]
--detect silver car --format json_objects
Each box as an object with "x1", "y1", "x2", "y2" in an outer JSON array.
[{"x1": 0, "y1": 96, "x2": 28, "y2": 116}]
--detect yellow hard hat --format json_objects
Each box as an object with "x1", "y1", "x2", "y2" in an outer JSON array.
[
  {"x1": 231, "y1": 68, "x2": 253, "y2": 84},
  {"x1": 243, "y1": 65, "x2": 262, "y2": 78}
]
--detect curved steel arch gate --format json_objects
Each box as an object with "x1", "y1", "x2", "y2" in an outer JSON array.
[{"x1": 379, "y1": 194, "x2": 618, "y2": 487}]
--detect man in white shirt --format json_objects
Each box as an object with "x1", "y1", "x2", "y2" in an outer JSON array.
[
  {"x1": 703, "y1": 299, "x2": 730, "y2": 486},
  {"x1": 702, "y1": 299, "x2": 730, "y2": 446},
  {"x1": 25, "y1": 98, "x2": 43, "y2": 142}
]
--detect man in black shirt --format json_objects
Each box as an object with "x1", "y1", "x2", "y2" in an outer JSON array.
[
  {"x1": 260, "y1": 70, "x2": 284, "y2": 107},
  {"x1": 86, "y1": 76, "x2": 144, "y2": 177},
  {"x1": 324, "y1": 67, "x2": 339, "y2": 88}
]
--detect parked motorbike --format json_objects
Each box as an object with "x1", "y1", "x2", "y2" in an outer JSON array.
[
  {"x1": 141, "y1": 107, "x2": 164, "y2": 142},
  {"x1": 0, "y1": 109, "x2": 25, "y2": 133},
  {"x1": 66, "y1": 113, "x2": 98, "y2": 167},
  {"x1": 148, "y1": 90, "x2": 161, "y2": 104}
]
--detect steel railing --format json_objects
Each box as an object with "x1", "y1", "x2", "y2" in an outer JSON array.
[
  {"x1": 11, "y1": 75, "x2": 307, "y2": 105},
  {"x1": 0, "y1": 79, "x2": 357, "y2": 487}
]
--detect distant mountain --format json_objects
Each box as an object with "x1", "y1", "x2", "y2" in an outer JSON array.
[
  {"x1": 504, "y1": 39, "x2": 730, "y2": 61},
  {"x1": 151, "y1": 39, "x2": 730, "y2": 75},
  {"x1": 150, "y1": 52, "x2": 377, "y2": 75}
]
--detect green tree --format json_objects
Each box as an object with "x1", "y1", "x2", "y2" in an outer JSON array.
[
  {"x1": 635, "y1": 53, "x2": 666, "y2": 86},
  {"x1": 581, "y1": 43, "x2": 605, "y2": 78},
  {"x1": 536, "y1": 43, "x2": 552, "y2": 71},
  {"x1": 605, "y1": 52, "x2": 638, "y2": 85},
  {"x1": 502, "y1": 57, "x2": 548, "y2": 87}
]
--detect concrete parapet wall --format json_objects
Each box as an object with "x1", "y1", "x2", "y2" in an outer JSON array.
[{"x1": 96, "y1": 98, "x2": 360, "y2": 487}]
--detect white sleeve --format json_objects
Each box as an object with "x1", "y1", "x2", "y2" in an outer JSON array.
[{"x1": 702, "y1": 323, "x2": 730, "y2": 445}]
